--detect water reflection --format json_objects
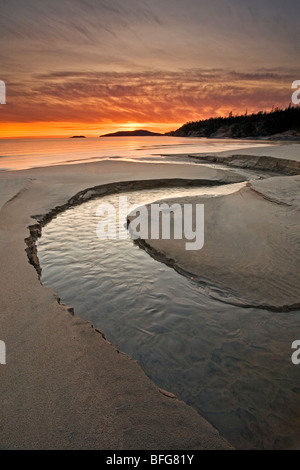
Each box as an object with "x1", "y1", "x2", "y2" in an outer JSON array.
[{"x1": 0, "y1": 136, "x2": 275, "y2": 170}]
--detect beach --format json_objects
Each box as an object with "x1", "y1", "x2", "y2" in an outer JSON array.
[
  {"x1": 130, "y1": 178, "x2": 300, "y2": 311},
  {"x1": 0, "y1": 144, "x2": 299, "y2": 449}
]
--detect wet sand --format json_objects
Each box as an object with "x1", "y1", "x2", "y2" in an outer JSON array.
[
  {"x1": 0, "y1": 160, "x2": 236, "y2": 449},
  {"x1": 0, "y1": 144, "x2": 299, "y2": 449}
]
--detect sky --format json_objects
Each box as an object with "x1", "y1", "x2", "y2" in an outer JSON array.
[{"x1": 0, "y1": 0, "x2": 299, "y2": 137}]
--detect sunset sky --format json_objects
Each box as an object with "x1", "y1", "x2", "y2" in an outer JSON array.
[{"x1": 0, "y1": 0, "x2": 300, "y2": 138}]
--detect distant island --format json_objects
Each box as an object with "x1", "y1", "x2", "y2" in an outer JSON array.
[
  {"x1": 70, "y1": 135, "x2": 86, "y2": 138},
  {"x1": 100, "y1": 129, "x2": 163, "y2": 137},
  {"x1": 167, "y1": 106, "x2": 300, "y2": 140}
]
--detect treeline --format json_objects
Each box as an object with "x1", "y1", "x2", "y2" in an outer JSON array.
[{"x1": 168, "y1": 106, "x2": 300, "y2": 138}]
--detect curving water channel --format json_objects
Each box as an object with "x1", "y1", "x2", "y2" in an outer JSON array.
[{"x1": 37, "y1": 184, "x2": 300, "y2": 450}]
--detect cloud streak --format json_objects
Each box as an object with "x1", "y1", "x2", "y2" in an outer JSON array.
[{"x1": 1, "y1": 68, "x2": 296, "y2": 128}]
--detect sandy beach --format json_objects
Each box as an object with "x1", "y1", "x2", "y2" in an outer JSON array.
[
  {"x1": 0, "y1": 160, "x2": 239, "y2": 450},
  {"x1": 0, "y1": 144, "x2": 299, "y2": 449}
]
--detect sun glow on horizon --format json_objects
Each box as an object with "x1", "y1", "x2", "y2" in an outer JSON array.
[{"x1": 0, "y1": 121, "x2": 181, "y2": 139}]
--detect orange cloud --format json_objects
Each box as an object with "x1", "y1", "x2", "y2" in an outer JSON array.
[{"x1": 0, "y1": 68, "x2": 298, "y2": 137}]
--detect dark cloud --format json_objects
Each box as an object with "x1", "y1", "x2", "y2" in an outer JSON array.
[{"x1": 1, "y1": 0, "x2": 299, "y2": 75}]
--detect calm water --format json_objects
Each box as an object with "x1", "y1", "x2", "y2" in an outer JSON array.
[
  {"x1": 37, "y1": 185, "x2": 300, "y2": 450},
  {"x1": 0, "y1": 136, "x2": 275, "y2": 170}
]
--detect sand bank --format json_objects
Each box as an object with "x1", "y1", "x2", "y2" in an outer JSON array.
[
  {"x1": 0, "y1": 160, "x2": 237, "y2": 449},
  {"x1": 163, "y1": 143, "x2": 300, "y2": 175},
  {"x1": 129, "y1": 146, "x2": 300, "y2": 311},
  {"x1": 193, "y1": 143, "x2": 300, "y2": 175}
]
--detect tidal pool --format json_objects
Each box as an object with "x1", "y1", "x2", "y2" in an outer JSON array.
[{"x1": 37, "y1": 184, "x2": 300, "y2": 449}]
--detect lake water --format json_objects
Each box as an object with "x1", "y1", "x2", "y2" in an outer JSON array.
[
  {"x1": 0, "y1": 136, "x2": 275, "y2": 170},
  {"x1": 37, "y1": 184, "x2": 300, "y2": 450}
]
